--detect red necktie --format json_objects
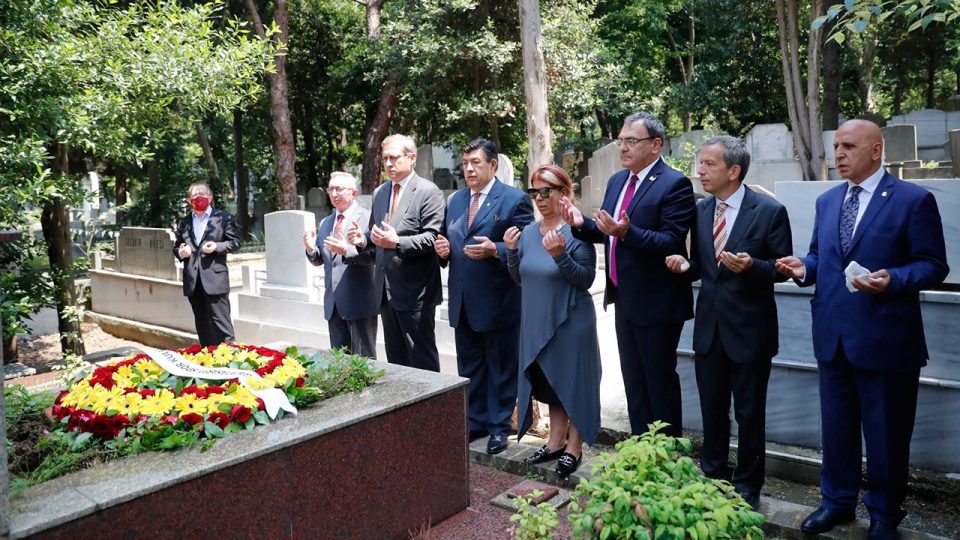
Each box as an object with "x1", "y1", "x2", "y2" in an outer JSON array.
[
  {"x1": 467, "y1": 192, "x2": 481, "y2": 228},
  {"x1": 610, "y1": 174, "x2": 639, "y2": 287},
  {"x1": 333, "y1": 213, "x2": 344, "y2": 239},
  {"x1": 390, "y1": 182, "x2": 401, "y2": 218},
  {"x1": 713, "y1": 202, "x2": 728, "y2": 262}
]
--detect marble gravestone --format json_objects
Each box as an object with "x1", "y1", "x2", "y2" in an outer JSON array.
[
  {"x1": 497, "y1": 153, "x2": 515, "y2": 187},
  {"x1": 115, "y1": 227, "x2": 178, "y2": 281},
  {"x1": 260, "y1": 211, "x2": 321, "y2": 303},
  {"x1": 881, "y1": 125, "x2": 918, "y2": 162},
  {"x1": 584, "y1": 142, "x2": 620, "y2": 211}
]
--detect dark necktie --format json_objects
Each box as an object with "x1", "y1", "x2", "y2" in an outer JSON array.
[
  {"x1": 839, "y1": 185, "x2": 863, "y2": 255},
  {"x1": 467, "y1": 191, "x2": 481, "y2": 229},
  {"x1": 610, "y1": 174, "x2": 639, "y2": 287}
]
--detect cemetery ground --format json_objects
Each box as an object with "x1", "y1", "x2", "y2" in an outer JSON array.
[{"x1": 6, "y1": 326, "x2": 959, "y2": 539}]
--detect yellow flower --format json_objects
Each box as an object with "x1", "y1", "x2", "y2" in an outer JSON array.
[
  {"x1": 204, "y1": 392, "x2": 229, "y2": 414},
  {"x1": 232, "y1": 387, "x2": 260, "y2": 409},
  {"x1": 90, "y1": 386, "x2": 126, "y2": 415},
  {"x1": 140, "y1": 389, "x2": 176, "y2": 416},
  {"x1": 174, "y1": 394, "x2": 204, "y2": 416},
  {"x1": 117, "y1": 393, "x2": 142, "y2": 416}
]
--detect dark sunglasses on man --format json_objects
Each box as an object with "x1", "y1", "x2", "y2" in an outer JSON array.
[{"x1": 526, "y1": 186, "x2": 558, "y2": 199}]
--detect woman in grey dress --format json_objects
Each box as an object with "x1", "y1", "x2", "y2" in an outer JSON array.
[{"x1": 505, "y1": 165, "x2": 601, "y2": 478}]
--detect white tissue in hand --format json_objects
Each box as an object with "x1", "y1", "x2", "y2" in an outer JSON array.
[{"x1": 844, "y1": 261, "x2": 870, "y2": 292}]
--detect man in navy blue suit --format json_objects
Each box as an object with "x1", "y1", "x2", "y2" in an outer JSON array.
[
  {"x1": 435, "y1": 138, "x2": 534, "y2": 454},
  {"x1": 561, "y1": 112, "x2": 696, "y2": 437},
  {"x1": 777, "y1": 119, "x2": 948, "y2": 539}
]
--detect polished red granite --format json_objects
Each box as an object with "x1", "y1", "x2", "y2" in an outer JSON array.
[{"x1": 33, "y1": 388, "x2": 469, "y2": 540}]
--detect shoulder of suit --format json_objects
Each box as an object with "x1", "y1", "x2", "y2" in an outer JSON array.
[
  {"x1": 414, "y1": 174, "x2": 442, "y2": 191},
  {"x1": 697, "y1": 195, "x2": 715, "y2": 210}
]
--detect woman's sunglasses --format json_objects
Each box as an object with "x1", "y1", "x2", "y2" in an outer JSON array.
[{"x1": 526, "y1": 186, "x2": 558, "y2": 199}]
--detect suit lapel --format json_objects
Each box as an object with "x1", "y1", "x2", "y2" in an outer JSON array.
[
  {"x1": 826, "y1": 186, "x2": 845, "y2": 257},
  {"x1": 200, "y1": 211, "x2": 219, "y2": 244},
  {"x1": 723, "y1": 188, "x2": 758, "y2": 253},
  {"x1": 848, "y1": 173, "x2": 895, "y2": 255},
  {"x1": 604, "y1": 171, "x2": 628, "y2": 213},
  {"x1": 468, "y1": 181, "x2": 501, "y2": 235},
  {"x1": 390, "y1": 176, "x2": 417, "y2": 227},
  {"x1": 700, "y1": 199, "x2": 719, "y2": 279},
  {"x1": 625, "y1": 160, "x2": 663, "y2": 216}
]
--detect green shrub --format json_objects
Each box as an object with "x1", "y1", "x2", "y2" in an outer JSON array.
[
  {"x1": 568, "y1": 421, "x2": 765, "y2": 540},
  {"x1": 510, "y1": 490, "x2": 560, "y2": 540}
]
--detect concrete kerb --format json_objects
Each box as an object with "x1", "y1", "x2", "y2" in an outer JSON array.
[{"x1": 468, "y1": 438, "x2": 950, "y2": 540}]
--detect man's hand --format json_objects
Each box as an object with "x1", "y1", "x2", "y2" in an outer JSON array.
[
  {"x1": 303, "y1": 230, "x2": 318, "y2": 254},
  {"x1": 201, "y1": 241, "x2": 217, "y2": 254},
  {"x1": 560, "y1": 196, "x2": 584, "y2": 228},
  {"x1": 719, "y1": 251, "x2": 753, "y2": 273},
  {"x1": 371, "y1": 221, "x2": 400, "y2": 249},
  {"x1": 323, "y1": 235, "x2": 350, "y2": 256},
  {"x1": 464, "y1": 236, "x2": 497, "y2": 260},
  {"x1": 665, "y1": 254, "x2": 690, "y2": 273},
  {"x1": 542, "y1": 229, "x2": 566, "y2": 257},
  {"x1": 852, "y1": 269, "x2": 890, "y2": 294},
  {"x1": 434, "y1": 234, "x2": 451, "y2": 258},
  {"x1": 178, "y1": 244, "x2": 192, "y2": 259},
  {"x1": 504, "y1": 226, "x2": 521, "y2": 251},
  {"x1": 595, "y1": 209, "x2": 630, "y2": 239},
  {"x1": 775, "y1": 256, "x2": 805, "y2": 279},
  {"x1": 346, "y1": 221, "x2": 366, "y2": 247}
]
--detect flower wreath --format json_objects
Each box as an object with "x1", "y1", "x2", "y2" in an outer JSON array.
[{"x1": 52, "y1": 343, "x2": 307, "y2": 440}]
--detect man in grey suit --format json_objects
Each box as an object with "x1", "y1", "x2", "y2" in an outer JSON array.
[
  {"x1": 347, "y1": 134, "x2": 445, "y2": 371},
  {"x1": 666, "y1": 136, "x2": 792, "y2": 509},
  {"x1": 174, "y1": 181, "x2": 241, "y2": 347},
  {"x1": 303, "y1": 172, "x2": 378, "y2": 358}
]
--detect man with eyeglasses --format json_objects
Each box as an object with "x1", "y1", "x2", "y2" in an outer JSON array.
[
  {"x1": 173, "y1": 181, "x2": 241, "y2": 347},
  {"x1": 303, "y1": 172, "x2": 378, "y2": 358},
  {"x1": 560, "y1": 112, "x2": 696, "y2": 438},
  {"x1": 434, "y1": 138, "x2": 533, "y2": 454},
  {"x1": 347, "y1": 134, "x2": 445, "y2": 372}
]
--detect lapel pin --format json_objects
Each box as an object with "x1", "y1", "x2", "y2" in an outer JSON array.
[
  {"x1": 881, "y1": 191, "x2": 888, "y2": 197},
  {"x1": 649, "y1": 175, "x2": 657, "y2": 182}
]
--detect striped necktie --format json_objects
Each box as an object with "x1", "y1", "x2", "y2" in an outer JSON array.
[
  {"x1": 713, "y1": 201, "x2": 728, "y2": 262},
  {"x1": 467, "y1": 191, "x2": 481, "y2": 228}
]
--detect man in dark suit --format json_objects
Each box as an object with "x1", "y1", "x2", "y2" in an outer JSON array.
[
  {"x1": 665, "y1": 136, "x2": 792, "y2": 508},
  {"x1": 776, "y1": 119, "x2": 948, "y2": 539},
  {"x1": 173, "y1": 181, "x2": 241, "y2": 347},
  {"x1": 303, "y1": 172, "x2": 378, "y2": 358},
  {"x1": 560, "y1": 112, "x2": 696, "y2": 437},
  {"x1": 434, "y1": 138, "x2": 534, "y2": 454},
  {"x1": 347, "y1": 134, "x2": 445, "y2": 372}
]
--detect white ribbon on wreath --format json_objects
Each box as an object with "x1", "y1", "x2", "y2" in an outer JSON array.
[{"x1": 142, "y1": 346, "x2": 298, "y2": 420}]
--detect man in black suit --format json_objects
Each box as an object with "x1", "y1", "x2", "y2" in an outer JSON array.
[
  {"x1": 665, "y1": 136, "x2": 792, "y2": 508},
  {"x1": 561, "y1": 112, "x2": 696, "y2": 437},
  {"x1": 174, "y1": 181, "x2": 241, "y2": 346},
  {"x1": 303, "y1": 172, "x2": 378, "y2": 358},
  {"x1": 347, "y1": 134, "x2": 445, "y2": 371}
]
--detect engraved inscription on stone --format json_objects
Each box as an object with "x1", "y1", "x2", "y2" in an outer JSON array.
[{"x1": 116, "y1": 227, "x2": 179, "y2": 281}]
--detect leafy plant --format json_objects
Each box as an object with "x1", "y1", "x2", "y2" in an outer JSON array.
[
  {"x1": 568, "y1": 422, "x2": 765, "y2": 540},
  {"x1": 510, "y1": 490, "x2": 560, "y2": 540}
]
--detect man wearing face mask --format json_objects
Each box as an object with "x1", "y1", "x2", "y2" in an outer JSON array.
[{"x1": 174, "y1": 181, "x2": 241, "y2": 346}]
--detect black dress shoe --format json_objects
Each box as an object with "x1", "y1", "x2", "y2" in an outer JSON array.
[
  {"x1": 738, "y1": 492, "x2": 759, "y2": 509},
  {"x1": 469, "y1": 430, "x2": 487, "y2": 442},
  {"x1": 555, "y1": 452, "x2": 582, "y2": 478},
  {"x1": 867, "y1": 520, "x2": 900, "y2": 540},
  {"x1": 800, "y1": 506, "x2": 856, "y2": 534},
  {"x1": 487, "y1": 434, "x2": 509, "y2": 454},
  {"x1": 524, "y1": 444, "x2": 567, "y2": 464}
]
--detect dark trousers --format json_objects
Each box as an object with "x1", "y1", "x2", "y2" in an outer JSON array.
[
  {"x1": 818, "y1": 344, "x2": 919, "y2": 526},
  {"x1": 380, "y1": 298, "x2": 439, "y2": 372},
  {"x1": 328, "y1": 307, "x2": 378, "y2": 359},
  {"x1": 615, "y1": 310, "x2": 684, "y2": 437},
  {"x1": 187, "y1": 276, "x2": 235, "y2": 347},
  {"x1": 454, "y1": 306, "x2": 519, "y2": 436},
  {"x1": 695, "y1": 331, "x2": 771, "y2": 497}
]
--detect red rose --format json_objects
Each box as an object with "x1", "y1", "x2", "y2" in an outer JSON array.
[
  {"x1": 123, "y1": 387, "x2": 137, "y2": 394},
  {"x1": 295, "y1": 377, "x2": 305, "y2": 388},
  {"x1": 255, "y1": 398, "x2": 265, "y2": 411},
  {"x1": 180, "y1": 413, "x2": 203, "y2": 426},
  {"x1": 139, "y1": 389, "x2": 156, "y2": 398},
  {"x1": 54, "y1": 390, "x2": 69, "y2": 405},
  {"x1": 229, "y1": 405, "x2": 251, "y2": 423},
  {"x1": 179, "y1": 385, "x2": 207, "y2": 399},
  {"x1": 180, "y1": 344, "x2": 203, "y2": 355},
  {"x1": 205, "y1": 385, "x2": 225, "y2": 395},
  {"x1": 87, "y1": 414, "x2": 128, "y2": 439},
  {"x1": 136, "y1": 415, "x2": 151, "y2": 424},
  {"x1": 162, "y1": 414, "x2": 178, "y2": 425},
  {"x1": 208, "y1": 412, "x2": 230, "y2": 429}
]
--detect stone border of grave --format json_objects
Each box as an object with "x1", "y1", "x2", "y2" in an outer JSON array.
[{"x1": 8, "y1": 355, "x2": 469, "y2": 539}]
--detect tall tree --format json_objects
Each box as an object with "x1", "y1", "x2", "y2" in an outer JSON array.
[
  {"x1": 357, "y1": 0, "x2": 393, "y2": 195},
  {"x1": 246, "y1": 0, "x2": 299, "y2": 209},
  {"x1": 519, "y1": 0, "x2": 553, "y2": 170}
]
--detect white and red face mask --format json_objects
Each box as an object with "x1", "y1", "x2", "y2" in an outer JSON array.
[{"x1": 189, "y1": 195, "x2": 211, "y2": 212}]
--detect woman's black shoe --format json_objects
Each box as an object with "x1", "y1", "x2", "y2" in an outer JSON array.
[
  {"x1": 555, "y1": 452, "x2": 582, "y2": 478},
  {"x1": 524, "y1": 444, "x2": 567, "y2": 465}
]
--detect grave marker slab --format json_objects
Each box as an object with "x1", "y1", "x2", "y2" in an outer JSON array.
[{"x1": 115, "y1": 227, "x2": 178, "y2": 281}]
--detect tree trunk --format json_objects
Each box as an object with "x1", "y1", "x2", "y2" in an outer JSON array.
[
  {"x1": 196, "y1": 121, "x2": 220, "y2": 185},
  {"x1": 147, "y1": 159, "x2": 161, "y2": 227},
  {"x1": 926, "y1": 53, "x2": 938, "y2": 108},
  {"x1": 246, "y1": 0, "x2": 298, "y2": 210},
  {"x1": 821, "y1": 0, "x2": 842, "y2": 130},
  {"x1": 857, "y1": 34, "x2": 878, "y2": 113},
  {"x1": 775, "y1": 0, "x2": 826, "y2": 181},
  {"x1": 519, "y1": 0, "x2": 553, "y2": 172},
  {"x1": 114, "y1": 165, "x2": 127, "y2": 225},
  {"x1": 302, "y1": 100, "x2": 318, "y2": 190},
  {"x1": 361, "y1": 78, "x2": 398, "y2": 194},
  {"x1": 40, "y1": 143, "x2": 85, "y2": 356},
  {"x1": 233, "y1": 108, "x2": 249, "y2": 240}
]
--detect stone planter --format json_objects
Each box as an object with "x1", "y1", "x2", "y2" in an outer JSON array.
[{"x1": 9, "y1": 360, "x2": 469, "y2": 539}]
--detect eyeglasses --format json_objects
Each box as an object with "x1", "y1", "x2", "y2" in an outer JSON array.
[
  {"x1": 382, "y1": 153, "x2": 409, "y2": 164},
  {"x1": 615, "y1": 136, "x2": 656, "y2": 147},
  {"x1": 326, "y1": 186, "x2": 352, "y2": 194},
  {"x1": 527, "y1": 186, "x2": 557, "y2": 199}
]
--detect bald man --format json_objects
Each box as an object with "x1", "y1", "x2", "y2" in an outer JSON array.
[{"x1": 776, "y1": 119, "x2": 948, "y2": 539}]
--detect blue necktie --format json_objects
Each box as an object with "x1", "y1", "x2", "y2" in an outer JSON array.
[{"x1": 839, "y1": 185, "x2": 863, "y2": 255}]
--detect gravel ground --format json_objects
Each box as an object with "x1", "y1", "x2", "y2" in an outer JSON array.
[{"x1": 14, "y1": 323, "x2": 146, "y2": 373}]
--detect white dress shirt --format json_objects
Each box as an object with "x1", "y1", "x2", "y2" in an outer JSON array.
[{"x1": 191, "y1": 206, "x2": 212, "y2": 245}]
